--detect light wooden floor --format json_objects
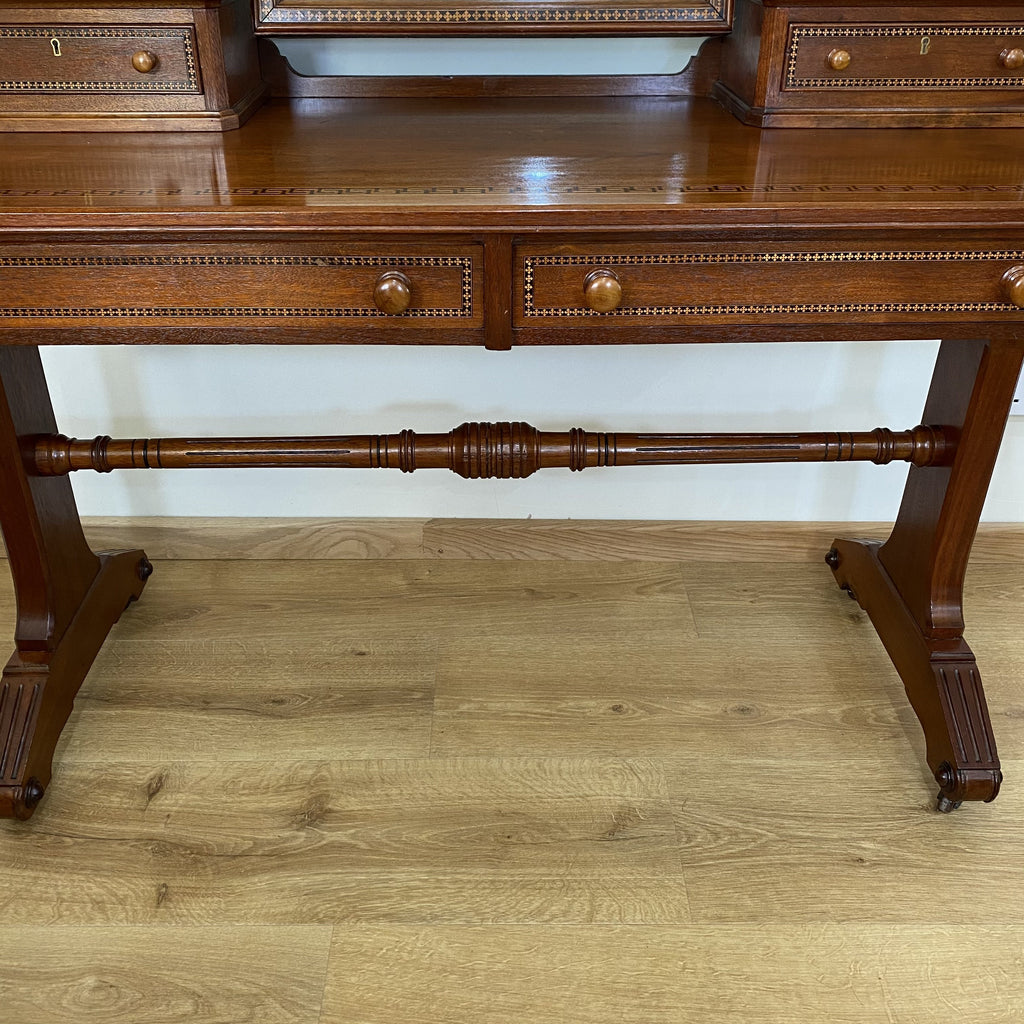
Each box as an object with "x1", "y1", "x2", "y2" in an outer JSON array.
[{"x1": 1, "y1": 521, "x2": 1023, "y2": 1023}]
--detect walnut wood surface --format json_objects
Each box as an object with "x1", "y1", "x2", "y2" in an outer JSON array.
[
  {"x1": 1, "y1": 73, "x2": 1023, "y2": 815},
  {"x1": 3, "y1": 96, "x2": 1024, "y2": 222}
]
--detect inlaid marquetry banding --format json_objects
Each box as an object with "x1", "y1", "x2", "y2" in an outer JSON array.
[
  {"x1": 522, "y1": 250, "x2": 1024, "y2": 318},
  {"x1": 256, "y1": 0, "x2": 728, "y2": 28},
  {"x1": 786, "y1": 24, "x2": 1024, "y2": 90},
  {"x1": 0, "y1": 255, "x2": 474, "y2": 320},
  {"x1": 0, "y1": 184, "x2": 1018, "y2": 199},
  {"x1": 0, "y1": 27, "x2": 199, "y2": 94}
]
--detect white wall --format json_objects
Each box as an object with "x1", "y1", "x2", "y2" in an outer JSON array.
[{"x1": 40, "y1": 37, "x2": 1024, "y2": 522}]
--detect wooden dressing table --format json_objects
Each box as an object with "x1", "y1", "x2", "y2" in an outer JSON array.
[{"x1": 2, "y1": 1, "x2": 1023, "y2": 819}]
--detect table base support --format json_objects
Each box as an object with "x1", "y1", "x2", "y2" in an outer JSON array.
[
  {"x1": 0, "y1": 549, "x2": 150, "y2": 819},
  {"x1": 827, "y1": 538, "x2": 1001, "y2": 810}
]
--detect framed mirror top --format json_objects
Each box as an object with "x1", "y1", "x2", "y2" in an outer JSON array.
[{"x1": 254, "y1": 0, "x2": 732, "y2": 35}]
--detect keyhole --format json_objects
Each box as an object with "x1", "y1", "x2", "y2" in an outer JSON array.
[
  {"x1": 920, "y1": 36, "x2": 931, "y2": 56},
  {"x1": 50, "y1": 38, "x2": 62, "y2": 57}
]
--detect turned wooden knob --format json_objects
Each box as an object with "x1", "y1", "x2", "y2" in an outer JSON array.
[
  {"x1": 131, "y1": 50, "x2": 158, "y2": 74},
  {"x1": 1000, "y1": 47, "x2": 1024, "y2": 70},
  {"x1": 373, "y1": 271, "x2": 412, "y2": 315},
  {"x1": 583, "y1": 269, "x2": 623, "y2": 313},
  {"x1": 1002, "y1": 266, "x2": 1024, "y2": 307},
  {"x1": 826, "y1": 49, "x2": 852, "y2": 71}
]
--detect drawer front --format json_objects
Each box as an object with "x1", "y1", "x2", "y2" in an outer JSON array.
[
  {"x1": 517, "y1": 247, "x2": 1024, "y2": 325},
  {"x1": 785, "y1": 23, "x2": 1024, "y2": 91},
  {"x1": 0, "y1": 26, "x2": 200, "y2": 94},
  {"x1": 0, "y1": 249, "x2": 481, "y2": 328}
]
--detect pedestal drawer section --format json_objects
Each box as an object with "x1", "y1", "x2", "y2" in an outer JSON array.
[
  {"x1": 784, "y1": 23, "x2": 1024, "y2": 92},
  {"x1": 0, "y1": 249, "x2": 480, "y2": 328},
  {"x1": 0, "y1": 26, "x2": 201, "y2": 94},
  {"x1": 517, "y1": 246, "x2": 1024, "y2": 325}
]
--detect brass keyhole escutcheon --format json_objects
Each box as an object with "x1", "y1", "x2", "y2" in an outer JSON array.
[
  {"x1": 131, "y1": 50, "x2": 158, "y2": 74},
  {"x1": 920, "y1": 36, "x2": 931, "y2": 56},
  {"x1": 373, "y1": 271, "x2": 412, "y2": 315},
  {"x1": 50, "y1": 38, "x2": 62, "y2": 57},
  {"x1": 826, "y1": 48, "x2": 852, "y2": 72},
  {"x1": 583, "y1": 269, "x2": 623, "y2": 313}
]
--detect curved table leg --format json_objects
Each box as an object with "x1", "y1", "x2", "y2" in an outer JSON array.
[
  {"x1": 828, "y1": 336, "x2": 1024, "y2": 810},
  {"x1": 0, "y1": 347, "x2": 150, "y2": 819}
]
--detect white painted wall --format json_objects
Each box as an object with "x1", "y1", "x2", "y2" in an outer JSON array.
[{"x1": 40, "y1": 37, "x2": 1024, "y2": 521}]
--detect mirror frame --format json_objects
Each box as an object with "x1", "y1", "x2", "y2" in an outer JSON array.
[{"x1": 254, "y1": 0, "x2": 732, "y2": 35}]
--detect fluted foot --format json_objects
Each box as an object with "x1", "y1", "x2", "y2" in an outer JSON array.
[{"x1": 0, "y1": 550, "x2": 150, "y2": 819}]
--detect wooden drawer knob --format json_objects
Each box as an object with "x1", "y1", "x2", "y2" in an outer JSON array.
[
  {"x1": 583, "y1": 269, "x2": 622, "y2": 313},
  {"x1": 1000, "y1": 47, "x2": 1024, "y2": 70},
  {"x1": 826, "y1": 48, "x2": 852, "y2": 71},
  {"x1": 1002, "y1": 266, "x2": 1024, "y2": 308},
  {"x1": 373, "y1": 271, "x2": 412, "y2": 315},
  {"x1": 131, "y1": 50, "x2": 158, "y2": 74}
]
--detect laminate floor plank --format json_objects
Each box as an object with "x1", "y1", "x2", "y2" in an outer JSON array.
[
  {"x1": 421, "y1": 519, "x2": 893, "y2": 562},
  {"x1": 0, "y1": 926, "x2": 332, "y2": 1024},
  {"x1": 431, "y1": 634, "x2": 919, "y2": 759},
  {"x1": 60, "y1": 639, "x2": 437, "y2": 762},
  {"x1": 0, "y1": 757, "x2": 684, "y2": 925},
  {"x1": 109, "y1": 560, "x2": 698, "y2": 643},
  {"x1": 318, "y1": 922, "x2": 1024, "y2": 1024},
  {"x1": 667, "y1": 755, "x2": 1024, "y2": 925}
]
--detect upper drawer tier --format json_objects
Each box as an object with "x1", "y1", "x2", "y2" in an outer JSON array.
[
  {"x1": 0, "y1": 26, "x2": 201, "y2": 94},
  {"x1": 785, "y1": 23, "x2": 1024, "y2": 91}
]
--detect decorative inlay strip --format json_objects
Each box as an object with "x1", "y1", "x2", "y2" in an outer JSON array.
[
  {"x1": 787, "y1": 24, "x2": 1024, "y2": 90},
  {"x1": 0, "y1": 28, "x2": 199, "y2": 94},
  {"x1": 0, "y1": 255, "x2": 474, "y2": 319},
  {"x1": 1, "y1": 184, "x2": 1021, "y2": 199},
  {"x1": 522, "y1": 250, "x2": 1024, "y2": 317},
  {"x1": 256, "y1": 0, "x2": 728, "y2": 28}
]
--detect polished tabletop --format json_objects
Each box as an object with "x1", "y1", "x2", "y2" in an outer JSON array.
[{"x1": 1, "y1": 96, "x2": 1022, "y2": 230}]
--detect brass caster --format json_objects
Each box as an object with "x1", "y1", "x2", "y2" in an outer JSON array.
[
  {"x1": 24, "y1": 778, "x2": 45, "y2": 810},
  {"x1": 936, "y1": 792, "x2": 963, "y2": 813}
]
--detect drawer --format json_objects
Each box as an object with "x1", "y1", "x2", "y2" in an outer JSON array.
[
  {"x1": 715, "y1": 1, "x2": 1024, "y2": 126},
  {"x1": 516, "y1": 246, "x2": 1024, "y2": 325},
  {"x1": 785, "y1": 23, "x2": 1024, "y2": 92},
  {"x1": 0, "y1": 26, "x2": 201, "y2": 94},
  {"x1": 0, "y1": 248, "x2": 481, "y2": 328}
]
